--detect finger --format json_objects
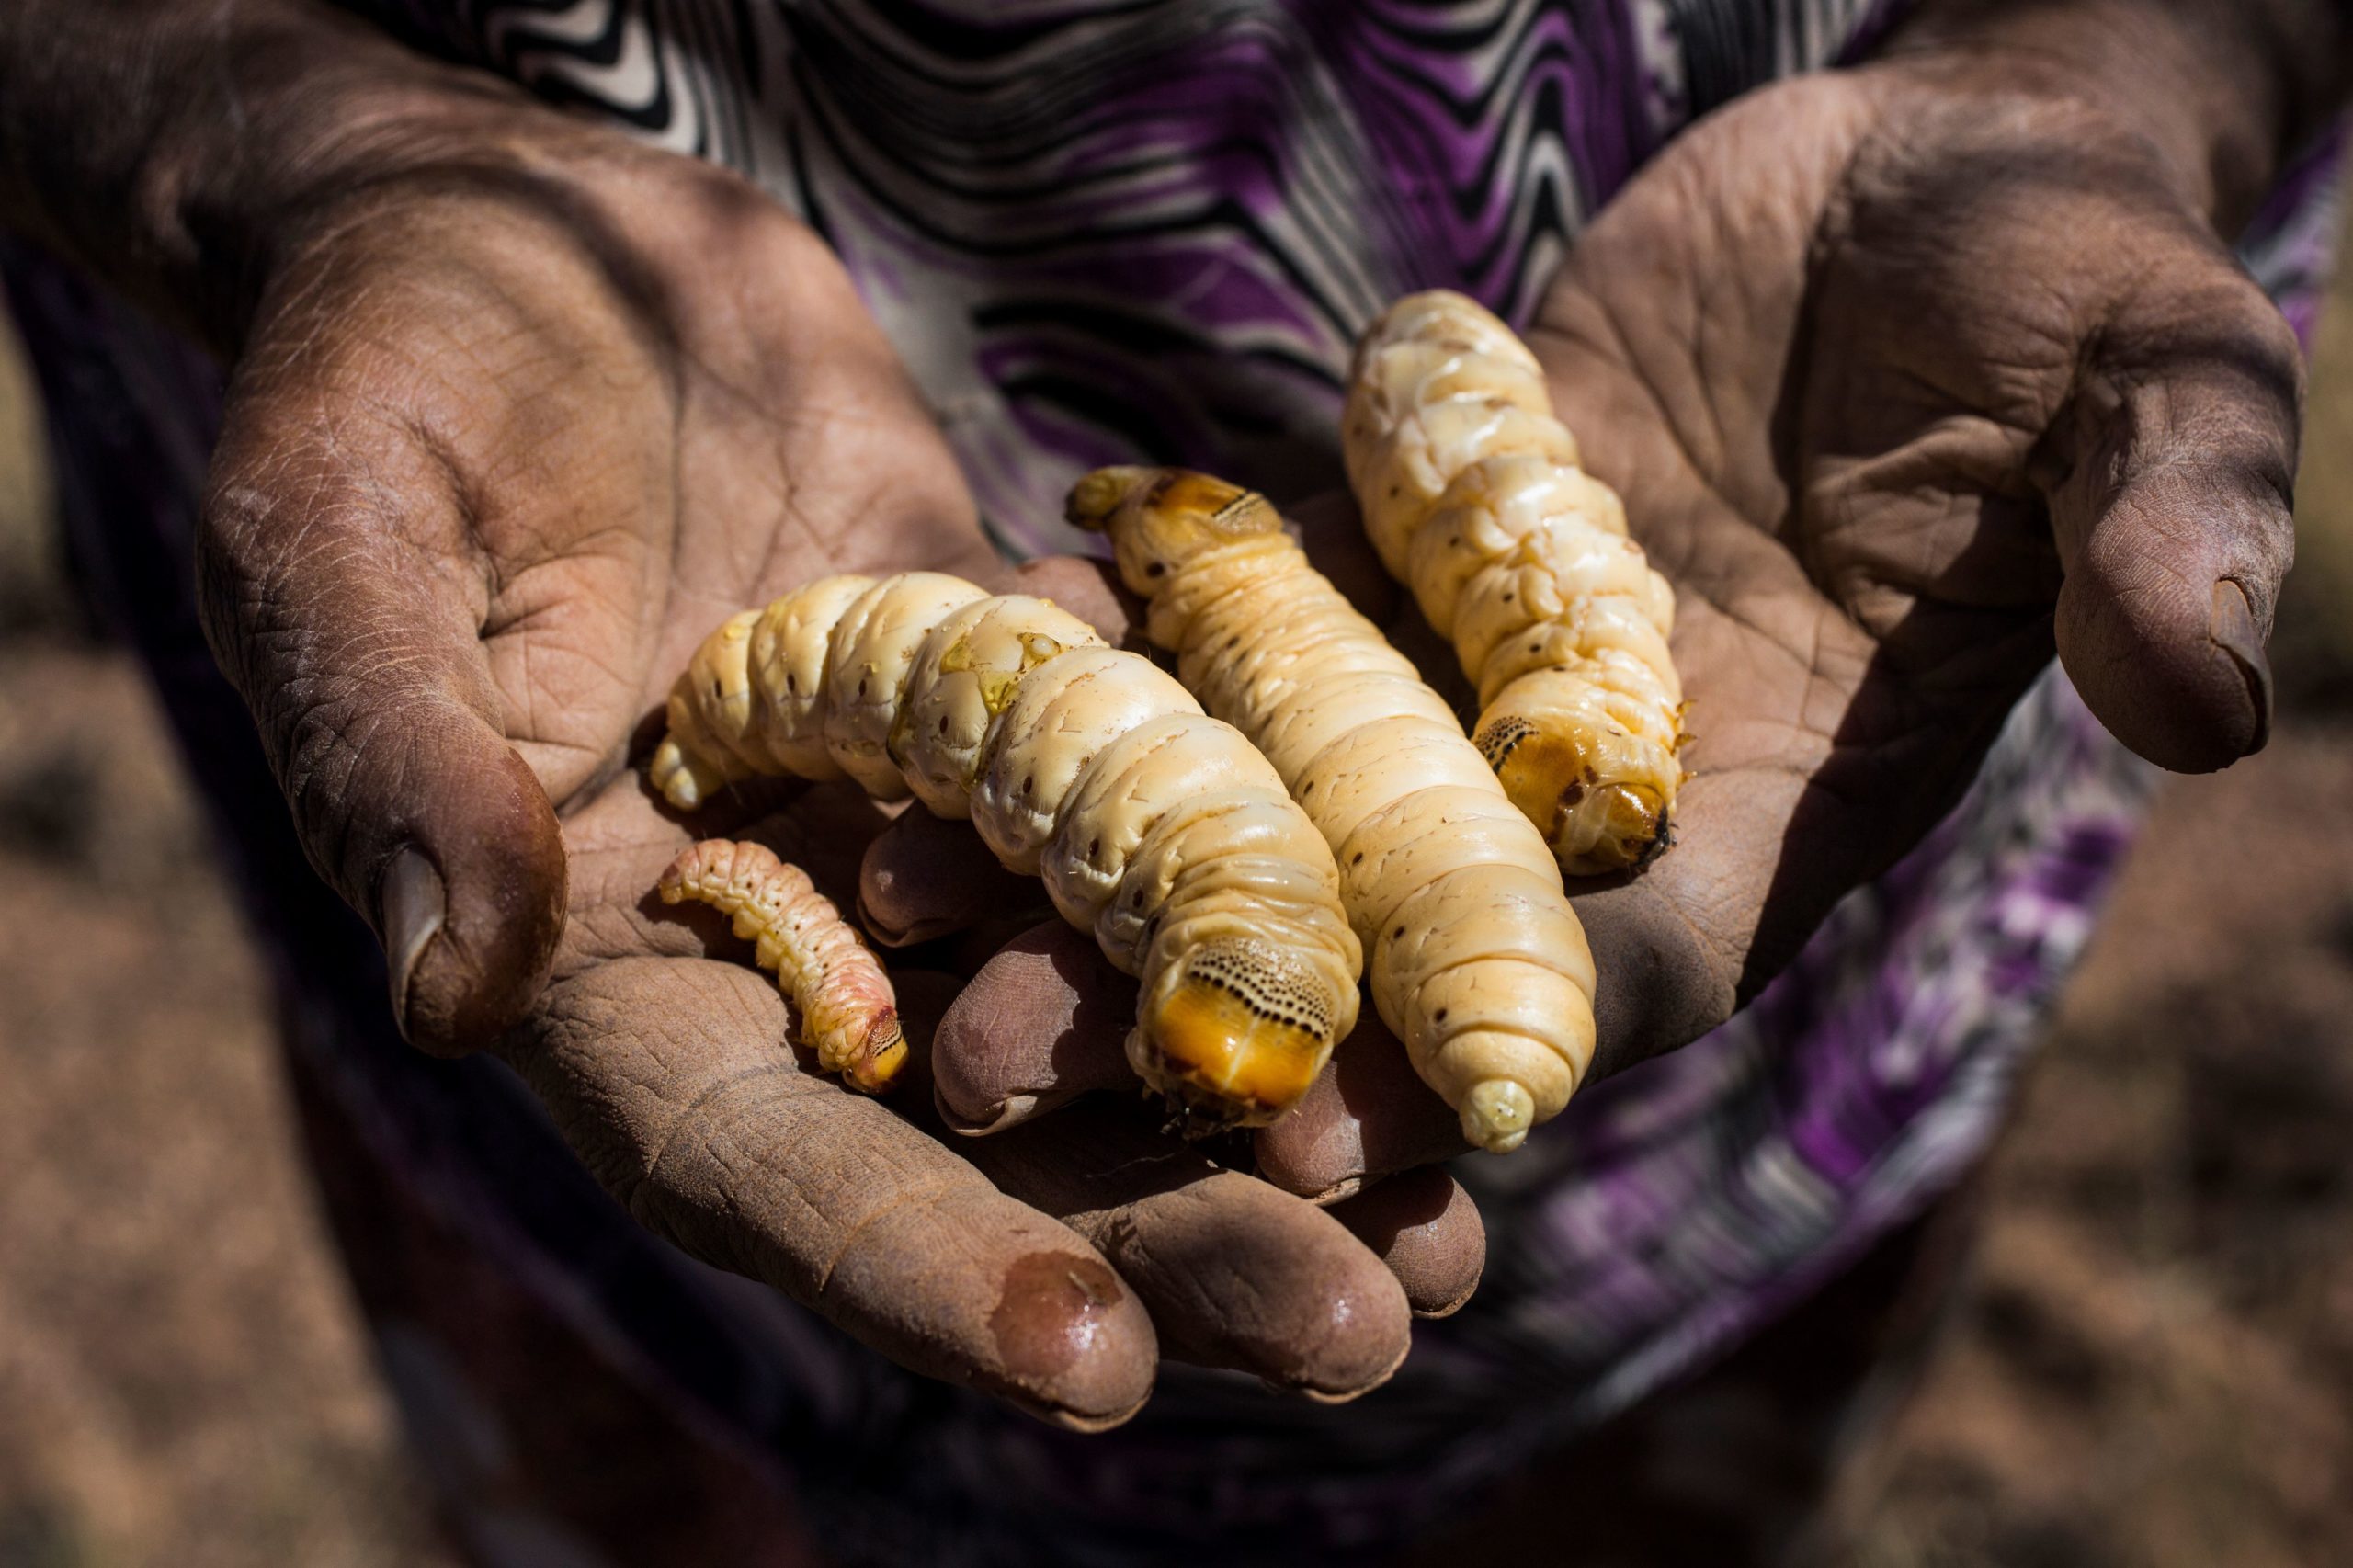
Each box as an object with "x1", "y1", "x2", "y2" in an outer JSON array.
[
  {"x1": 897, "y1": 976, "x2": 1410, "y2": 1392},
  {"x1": 2044, "y1": 235, "x2": 2302, "y2": 772},
  {"x1": 741, "y1": 790, "x2": 900, "y2": 902},
  {"x1": 504, "y1": 956, "x2": 1158, "y2": 1430},
  {"x1": 1327, "y1": 1166, "x2": 1485, "y2": 1319},
  {"x1": 199, "y1": 397, "x2": 564, "y2": 1056},
  {"x1": 1254, "y1": 1016, "x2": 1467, "y2": 1203},
  {"x1": 858, "y1": 807, "x2": 1049, "y2": 947},
  {"x1": 986, "y1": 555, "x2": 1139, "y2": 644},
  {"x1": 930, "y1": 922, "x2": 1137, "y2": 1133},
  {"x1": 956, "y1": 1101, "x2": 1414, "y2": 1400}
]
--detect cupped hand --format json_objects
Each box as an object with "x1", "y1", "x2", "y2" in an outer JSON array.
[
  {"x1": 200, "y1": 120, "x2": 989, "y2": 1050},
  {"x1": 1537, "y1": 51, "x2": 2297, "y2": 1072},
  {"x1": 908, "y1": 44, "x2": 2303, "y2": 1199},
  {"x1": 197, "y1": 106, "x2": 1475, "y2": 1426}
]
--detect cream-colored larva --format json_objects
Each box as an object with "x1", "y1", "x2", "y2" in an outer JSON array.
[
  {"x1": 1343, "y1": 290, "x2": 1685, "y2": 875},
  {"x1": 648, "y1": 572, "x2": 1361, "y2": 1126},
  {"x1": 659, "y1": 838, "x2": 906, "y2": 1093},
  {"x1": 1070, "y1": 468, "x2": 1596, "y2": 1153}
]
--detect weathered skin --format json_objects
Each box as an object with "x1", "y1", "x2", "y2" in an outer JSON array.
[
  {"x1": 653, "y1": 573, "x2": 1363, "y2": 1126},
  {"x1": 906, "y1": 23, "x2": 2311, "y2": 1200},
  {"x1": 1344, "y1": 290, "x2": 1686, "y2": 876},
  {"x1": 659, "y1": 838, "x2": 905, "y2": 1092},
  {"x1": 22, "y1": 0, "x2": 2318, "y2": 1435},
  {"x1": 44, "y1": 6, "x2": 1423, "y2": 1411},
  {"x1": 1071, "y1": 466, "x2": 1596, "y2": 1152},
  {"x1": 895, "y1": 951, "x2": 1484, "y2": 1329}
]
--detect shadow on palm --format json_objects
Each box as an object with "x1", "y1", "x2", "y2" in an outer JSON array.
[{"x1": 1518, "y1": 66, "x2": 2294, "y2": 1075}]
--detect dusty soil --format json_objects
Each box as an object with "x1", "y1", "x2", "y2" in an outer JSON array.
[
  {"x1": 0, "y1": 642, "x2": 455, "y2": 1568},
  {"x1": 1824, "y1": 723, "x2": 2353, "y2": 1568},
  {"x1": 3, "y1": 290, "x2": 2352, "y2": 1568}
]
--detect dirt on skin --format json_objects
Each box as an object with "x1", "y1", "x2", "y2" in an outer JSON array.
[{"x1": 5, "y1": 285, "x2": 2353, "y2": 1568}]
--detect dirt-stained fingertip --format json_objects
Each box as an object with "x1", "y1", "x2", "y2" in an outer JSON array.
[
  {"x1": 979, "y1": 1245, "x2": 1158, "y2": 1430},
  {"x1": 930, "y1": 922, "x2": 1138, "y2": 1133},
  {"x1": 1145, "y1": 1173, "x2": 1415, "y2": 1402},
  {"x1": 381, "y1": 744, "x2": 568, "y2": 1056},
  {"x1": 1330, "y1": 1166, "x2": 1487, "y2": 1319},
  {"x1": 858, "y1": 807, "x2": 1040, "y2": 946},
  {"x1": 1254, "y1": 1018, "x2": 1467, "y2": 1202}
]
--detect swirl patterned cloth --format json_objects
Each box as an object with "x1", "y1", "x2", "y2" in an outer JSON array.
[{"x1": 5, "y1": 3, "x2": 2344, "y2": 1563}]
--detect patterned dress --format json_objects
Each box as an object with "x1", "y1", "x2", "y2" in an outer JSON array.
[{"x1": 4, "y1": 3, "x2": 2342, "y2": 1564}]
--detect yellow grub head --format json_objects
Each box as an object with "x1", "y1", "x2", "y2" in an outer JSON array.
[
  {"x1": 1126, "y1": 937, "x2": 1338, "y2": 1128},
  {"x1": 839, "y1": 1011, "x2": 907, "y2": 1096},
  {"x1": 1475, "y1": 715, "x2": 1664, "y2": 876},
  {"x1": 1063, "y1": 465, "x2": 1157, "y2": 531},
  {"x1": 1565, "y1": 782, "x2": 1666, "y2": 875},
  {"x1": 1064, "y1": 466, "x2": 1285, "y2": 597}
]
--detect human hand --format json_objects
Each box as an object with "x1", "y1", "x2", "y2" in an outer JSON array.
[
  {"x1": 192, "y1": 72, "x2": 1476, "y2": 1424},
  {"x1": 1530, "y1": 26, "x2": 2303, "y2": 1074},
  {"x1": 906, "y1": 4, "x2": 2315, "y2": 1197}
]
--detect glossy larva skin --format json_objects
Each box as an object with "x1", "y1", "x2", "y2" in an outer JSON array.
[
  {"x1": 659, "y1": 837, "x2": 905, "y2": 1093},
  {"x1": 1343, "y1": 290, "x2": 1685, "y2": 876},
  {"x1": 650, "y1": 573, "x2": 1362, "y2": 1125},
  {"x1": 1071, "y1": 469, "x2": 1596, "y2": 1153}
]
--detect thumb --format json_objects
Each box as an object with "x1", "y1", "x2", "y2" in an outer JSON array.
[
  {"x1": 198, "y1": 400, "x2": 566, "y2": 1056},
  {"x1": 2043, "y1": 234, "x2": 2302, "y2": 773}
]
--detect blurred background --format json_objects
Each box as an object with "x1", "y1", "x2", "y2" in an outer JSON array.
[{"x1": 3, "y1": 249, "x2": 2351, "y2": 1567}]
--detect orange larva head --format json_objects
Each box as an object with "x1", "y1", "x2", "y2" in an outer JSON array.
[
  {"x1": 1064, "y1": 466, "x2": 1286, "y2": 599},
  {"x1": 841, "y1": 1010, "x2": 907, "y2": 1096},
  {"x1": 1473, "y1": 715, "x2": 1665, "y2": 877},
  {"x1": 1125, "y1": 937, "x2": 1339, "y2": 1129}
]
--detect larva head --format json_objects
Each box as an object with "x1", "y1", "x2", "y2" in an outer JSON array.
[
  {"x1": 1474, "y1": 715, "x2": 1665, "y2": 876},
  {"x1": 840, "y1": 1010, "x2": 907, "y2": 1096},
  {"x1": 1064, "y1": 466, "x2": 1285, "y2": 598},
  {"x1": 1555, "y1": 782, "x2": 1666, "y2": 877},
  {"x1": 1127, "y1": 936, "x2": 1340, "y2": 1128}
]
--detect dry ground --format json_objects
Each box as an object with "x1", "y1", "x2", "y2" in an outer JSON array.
[{"x1": 4, "y1": 279, "x2": 2352, "y2": 1566}]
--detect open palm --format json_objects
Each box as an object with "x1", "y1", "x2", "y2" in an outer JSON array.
[
  {"x1": 1532, "y1": 62, "x2": 2296, "y2": 1074},
  {"x1": 913, "y1": 56, "x2": 2302, "y2": 1195},
  {"x1": 199, "y1": 128, "x2": 1475, "y2": 1428}
]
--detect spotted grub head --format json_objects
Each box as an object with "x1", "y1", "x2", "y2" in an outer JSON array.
[
  {"x1": 1126, "y1": 935, "x2": 1339, "y2": 1128},
  {"x1": 1065, "y1": 467, "x2": 1285, "y2": 598}
]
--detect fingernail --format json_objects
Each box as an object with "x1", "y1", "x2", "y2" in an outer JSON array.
[
  {"x1": 2209, "y1": 579, "x2": 2273, "y2": 755},
  {"x1": 382, "y1": 846, "x2": 446, "y2": 1042},
  {"x1": 936, "y1": 1089, "x2": 1040, "y2": 1136}
]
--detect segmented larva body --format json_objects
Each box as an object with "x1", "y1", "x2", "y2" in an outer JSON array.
[
  {"x1": 1343, "y1": 290, "x2": 1685, "y2": 875},
  {"x1": 1071, "y1": 468, "x2": 1597, "y2": 1153},
  {"x1": 648, "y1": 573, "x2": 1362, "y2": 1126},
  {"x1": 659, "y1": 838, "x2": 905, "y2": 1093}
]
